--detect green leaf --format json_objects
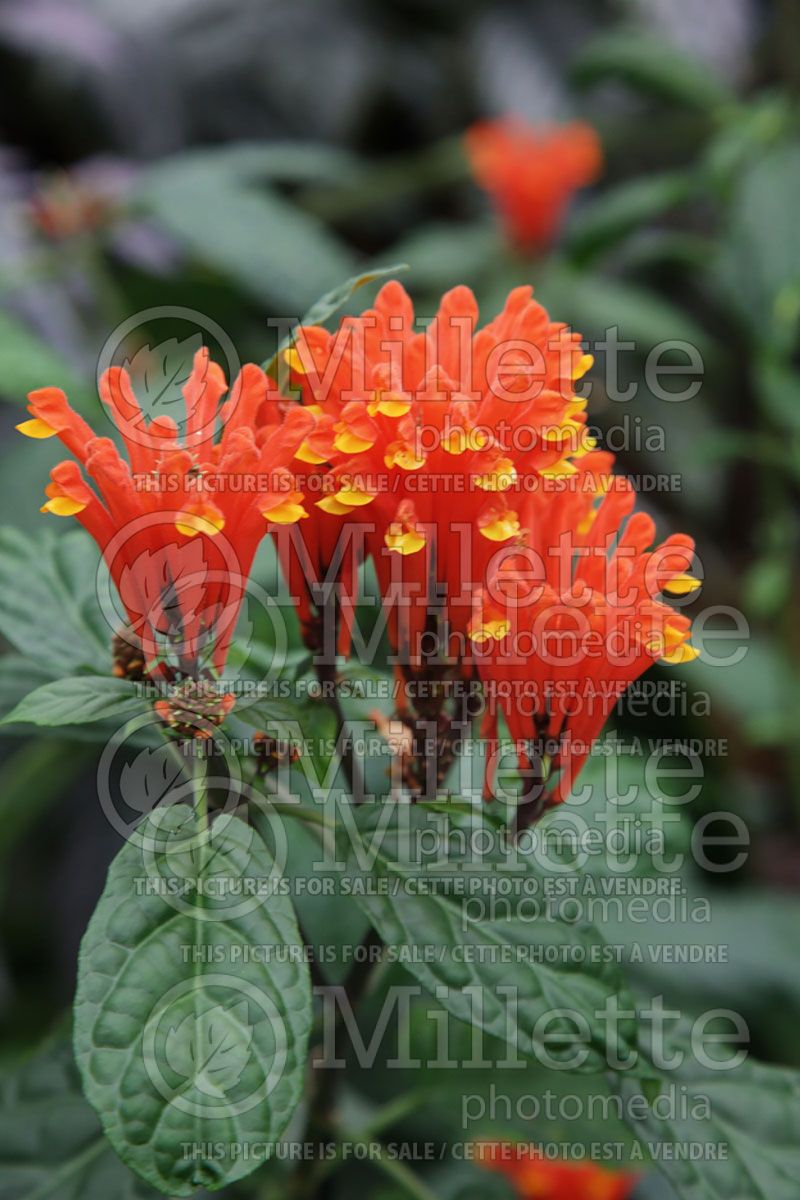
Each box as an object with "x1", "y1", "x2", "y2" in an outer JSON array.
[
  {"x1": 298, "y1": 263, "x2": 410, "y2": 326},
  {"x1": 73, "y1": 804, "x2": 311, "y2": 1196},
  {"x1": 538, "y1": 267, "x2": 712, "y2": 356},
  {"x1": 615, "y1": 1029, "x2": 800, "y2": 1199},
  {"x1": 136, "y1": 159, "x2": 354, "y2": 312},
  {"x1": 0, "y1": 654, "x2": 58, "y2": 721},
  {"x1": 283, "y1": 816, "x2": 372, "y2": 986},
  {"x1": 753, "y1": 355, "x2": 800, "y2": 431},
  {"x1": 383, "y1": 222, "x2": 498, "y2": 291},
  {"x1": 717, "y1": 142, "x2": 800, "y2": 343},
  {"x1": 0, "y1": 528, "x2": 110, "y2": 674},
  {"x1": 0, "y1": 310, "x2": 92, "y2": 410},
  {"x1": 342, "y1": 803, "x2": 636, "y2": 1072},
  {"x1": 566, "y1": 172, "x2": 695, "y2": 262},
  {"x1": 0, "y1": 1035, "x2": 161, "y2": 1199},
  {"x1": 262, "y1": 263, "x2": 410, "y2": 377},
  {"x1": 2, "y1": 676, "x2": 146, "y2": 728},
  {"x1": 138, "y1": 142, "x2": 361, "y2": 189},
  {"x1": 571, "y1": 30, "x2": 732, "y2": 110}
]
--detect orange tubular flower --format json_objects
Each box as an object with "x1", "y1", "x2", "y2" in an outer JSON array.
[
  {"x1": 18, "y1": 349, "x2": 313, "y2": 678},
  {"x1": 471, "y1": 452, "x2": 700, "y2": 813},
  {"x1": 275, "y1": 280, "x2": 596, "y2": 664},
  {"x1": 475, "y1": 1141, "x2": 638, "y2": 1200},
  {"x1": 465, "y1": 117, "x2": 602, "y2": 251}
]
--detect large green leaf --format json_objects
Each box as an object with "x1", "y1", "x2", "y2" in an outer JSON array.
[
  {"x1": 73, "y1": 804, "x2": 311, "y2": 1195},
  {"x1": 1, "y1": 676, "x2": 146, "y2": 728},
  {"x1": 0, "y1": 528, "x2": 110, "y2": 674},
  {"x1": 138, "y1": 142, "x2": 361, "y2": 189},
  {"x1": 136, "y1": 159, "x2": 354, "y2": 313},
  {"x1": 342, "y1": 803, "x2": 637, "y2": 1072},
  {"x1": 615, "y1": 1030, "x2": 800, "y2": 1199},
  {"x1": 572, "y1": 30, "x2": 732, "y2": 110},
  {"x1": 0, "y1": 1036, "x2": 161, "y2": 1200}
]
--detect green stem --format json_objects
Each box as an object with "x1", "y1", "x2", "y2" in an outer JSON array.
[
  {"x1": 359, "y1": 1089, "x2": 430, "y2": 1138},
  {"x1": 194, "y1": 755, "x2": 208, "y2": 832},
  {"x1": 269, "y1": 801, "x2": 331, "y2": 831},
  {"x1": 370, "y1": 1152, "x2": 441, "y2": 1200}
]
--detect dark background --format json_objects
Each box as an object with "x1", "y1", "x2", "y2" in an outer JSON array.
[{"x1": 0, "y1": 2, "x2": 798, "y2": 1197}]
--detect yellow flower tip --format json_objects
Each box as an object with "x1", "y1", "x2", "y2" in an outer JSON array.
[
  {"x1": 40, "y1": 496, "x2": 87, "y2": 517},
  {"x1": 469, "y1": 618, "x2": 510, "y2": 645},
  {"x1": 367, "y1": 392, "x2": 412, "y2": 418},
  {"x1": 539, "y1": 458, "x2": 579, "y2": 480},
  {"x1": 295, "y1": 441, "x2": 328, "y2": 465},
  {"x1": 175, "y1": 504, "x2": 225, "y2": 538},
  {"x1": 442, "y1": 432, "x2": 467, "y2": 456},
  {"x1": 385, "y1": 443, "x2": 425, "y2": 471},
  {"x1": 661, "y1": 642, "x2": 700, "y2": 666},
  {"x1": 479, "y1": 510, "x2": 520, "y2": 543},
  {"x1": 572, "y1": 353, "x2": 594, "y2": 381},
  {"x1": 17, "y1": 417, "x2": 57, "y2": 439},
  {"x1": 262, "y1": 500, "x2": 308, "y2": 525},
  {"x1": 578, "y1": 510, "x2": 598, "y2": 536},
  {"x1": 334, "y1": 487, "x2": 375, "y2": 508},
  {"x1": 333, "y1": 429, "x2": 375, "y2": 455},
  {"x1": 384, "y1": 526, "x2": 426, "y2": 556},
  {"x1": 474, "y1": 458, "x2": 517, "y2": 492},
  {"x1": 283, "y1": 348, "x2": 307, "y2": 375},
  {"x1": 662, "y1": 573, "x2": 701, "y2": 596},
  {"x1": 316, "y1": 496, "x2": 353, "y2": 516}
]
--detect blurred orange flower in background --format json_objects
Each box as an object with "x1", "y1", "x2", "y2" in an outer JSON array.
[
  {"x1": 476, "y1": 1141, "x2": 638, "y2": 1200},
  {"x1": 465, "y1": 117, "x2": 603, "y2": 251}
]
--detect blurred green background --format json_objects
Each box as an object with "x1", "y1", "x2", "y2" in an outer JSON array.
[{"x1": 0, "y1": 1, "x2": 799, "y2": 1198}]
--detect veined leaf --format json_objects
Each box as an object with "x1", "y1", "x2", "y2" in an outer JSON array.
[
  {"x1": 342, "y1": 803, "x2": 637, "y2": 1072},
  {"x1": 73, "y1": 804, "x2": 311, "y2": 1195},
  {"x1": 2, "y1": 676, "x2": 147, "y2": 728},
  {"x1": 0, "y1": 1035, "x2": 161, "y2": 1199},
  {"x1": 616, "y1": 1028, "x2": 800, "y2": 1199},
  {"x1": 0, "y1": 527, "x2": 110, "y2": 675},
  {"x1": 136, "y1": 160, "x2": 354, "y2": 313}
]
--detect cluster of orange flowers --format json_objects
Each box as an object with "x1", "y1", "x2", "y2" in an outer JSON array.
[{"x1": 20, "y1": 270, "x2": 698, "y2": 802}]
